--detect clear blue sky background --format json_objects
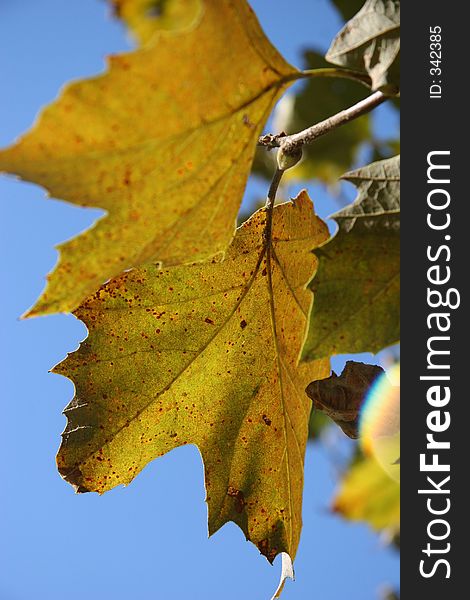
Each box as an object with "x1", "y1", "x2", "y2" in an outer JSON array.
[{"x1": 0, "y1": 1, "x2": 399, "y2": 599}]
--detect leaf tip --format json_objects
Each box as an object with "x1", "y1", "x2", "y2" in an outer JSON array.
[
  {"x1": 21, "y1": 295, "x2": 56, "y2": 319},
  {"x1": 291, "y1": 188, "x2": 312, "y2": 210}
]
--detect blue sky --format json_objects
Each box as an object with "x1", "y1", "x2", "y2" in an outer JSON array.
[{"x1": 0, "y1": 1, "x2": 399, "y2": 599}]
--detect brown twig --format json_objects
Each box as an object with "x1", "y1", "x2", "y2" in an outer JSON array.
[{"x1": 258, "y1": 91, "x2": 388, "y2": 155}]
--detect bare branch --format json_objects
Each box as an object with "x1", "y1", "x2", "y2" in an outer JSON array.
[{"x1": 258, "y1": 91, "x2": 388, "y2": 155}]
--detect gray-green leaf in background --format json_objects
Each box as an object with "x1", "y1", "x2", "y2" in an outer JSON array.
[
  {"x1": 335, "y1": 154, "x2": 400, "y2": 230},
  {"x1": 326, "y1": 0, "x2": 400, "y2": 93},
  {"x1": 302, "y1": 156, "x2": 400, "y2": 361}
]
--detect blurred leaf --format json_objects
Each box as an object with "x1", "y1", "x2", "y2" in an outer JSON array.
[
  {"x1": 109, "y1": 0, "x2": 202, "y2": 45},
  {"x1": 331, "y1": 0, "x2": 369, "y2": 22},
  {"x1": 326, "y1": 0, "x2": 400, "y2": 93},
  {"x1": 253, "y1": 50, "x2": 371, "y2": 184},
  {"x1": 0, "y1": 0, "x2": 298, "y2": 315},
  {"x1": 55, "y1": 193, "x2": 330, "y2": 574},
  {"x1": 333, "y1": 451, "x2": 400, "y2": 531},
  {"x1": 381, "y1": 590, "x2": 400, "y2": 600},
  {"x1": 306, "y1": 361, "x2": 384, "y2": 438},
  {"x1": 308, "y1": 410, "x2": 332, "y2": 441},
  {"x1": 302, "y1": 156, "x2": 400, "y2": 360},
  {"x1": 389, "y1": 530, "x2": 400, "y2": 551},
  {"x1": 371, "y1": 138, "x2": 400, "y2": 162}
]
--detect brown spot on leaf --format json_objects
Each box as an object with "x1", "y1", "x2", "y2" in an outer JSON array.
[
  {"x1": 227, "y1": 486, "x2": 246, "y2": 513},
  {"x1": 242, "y1": 114, "x2": 255, "y2": 129}
]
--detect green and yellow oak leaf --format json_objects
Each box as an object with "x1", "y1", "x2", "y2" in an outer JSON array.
[
  {"x1": 55, "y1": 191, "x2": 329, "y2": 572},
  {"x1": 109, "y1": 0, "x2": 203, "y2": 45},
  {"x1": 333, "y1": 451, "x2": 400, "y2": 532},
  {"x1": 0, "y1": 0, "x2": 299, "y2": 316}
]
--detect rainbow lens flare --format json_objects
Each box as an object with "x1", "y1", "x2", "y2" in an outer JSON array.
[{"x1": 359, "y1": 363, "x2": 400, "y2": 482}]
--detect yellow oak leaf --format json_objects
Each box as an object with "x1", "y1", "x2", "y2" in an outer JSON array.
[
  {"x1": 109, "y1": 0, "x2": 203, "y2": 45},
  {"x1": 0, "y1": 0, "x2": 299, "y2": 316},
  {"x1": 55, "y1": 191, "x2": 329, "y2": 572},
  {"x1": 333, "y1": 452, "x2": 400, "y2": 532}
]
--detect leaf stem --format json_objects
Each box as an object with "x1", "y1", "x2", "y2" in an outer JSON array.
[
  {"x1": 263, "y1": 168, "x2": 284, "y2": 244},
  {"x1": 258, "y1": 91, "x2": 388, "y2": 153},
  {"x1": 300, "y1": 67, "x2": 372, "y2": 88}
]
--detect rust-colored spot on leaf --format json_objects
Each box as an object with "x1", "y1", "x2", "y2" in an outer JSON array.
[
  {"x1": 262, "y1": 414, "x2": 271, "y2": 426},
  {"x1": 227, "y1": 486, "x2": 246, "y2": 513}
]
